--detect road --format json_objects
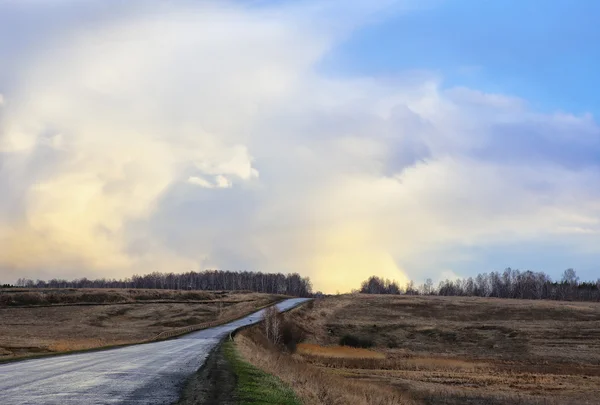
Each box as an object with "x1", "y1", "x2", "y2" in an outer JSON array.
[{"x1": 0, "y1": 297, "x2": 310, "y2": 405}]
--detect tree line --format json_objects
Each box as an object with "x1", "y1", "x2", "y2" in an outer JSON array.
[
  {"x1": 15, "y1": 270, "x2": 313, "y2": 297},
  {"x1": 359, "y1": 268, "x2": 600, "y2": 301}
]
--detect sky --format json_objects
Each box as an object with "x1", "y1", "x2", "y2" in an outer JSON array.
[{"x1": 0, "y1": 0, "x2": 599, "y2": 293}]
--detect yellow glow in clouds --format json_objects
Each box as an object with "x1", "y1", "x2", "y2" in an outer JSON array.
[{"x1": 311, "y1": 225, "x2": 409, "y2": 293}]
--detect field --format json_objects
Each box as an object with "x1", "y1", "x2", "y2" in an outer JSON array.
[
  {"x1": 296, "y1": 343, "x2": 385, "y2": 360},
  {"x1": 241, "y1": 294, "x2": 600, "y2": 405},
  {"x1": 0, "y1": 288, "x2": 281, "y2": 360},
  {"x1": 4, "y1": 290, "x2": 600, "y2": 404}
]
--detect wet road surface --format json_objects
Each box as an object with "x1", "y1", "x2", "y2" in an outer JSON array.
[{"x1": 0, "y1": 298, "x2": 310, "y2": 405}]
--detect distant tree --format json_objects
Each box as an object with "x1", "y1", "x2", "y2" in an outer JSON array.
[
  {"x1": 358, "y1": 268, "x2": 600, "y2": 302},
  {"x1": 16, "y1": 270, "x2": 313, "y2": 297},
  {"x1": 360, "y1": 276, "x2": 401, "y2": 295},
  {"x1": 562, "y1": 268, "x2": 579, "y2": 285},
  {"x1": 418, "y1": 278, "x2": 434, "y2": 295},
  {"x1": 424, "y1": 278, "x2": 434, "y2": 295},
  {"x1": 405, "y1": 280, "x2": 418, "y2": 295}
]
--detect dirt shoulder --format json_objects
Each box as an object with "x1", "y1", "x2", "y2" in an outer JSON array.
[{"x1": 176, "y1": 342, "x2": 236, "y2": 405}]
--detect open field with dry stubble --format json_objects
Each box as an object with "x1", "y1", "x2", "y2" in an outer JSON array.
[
  {"x1": 261, "y1": 294, "x2": 600, "y2": 405},
  {"x1": 0, "y1": 288, "x2": 281, "y2": 360}
]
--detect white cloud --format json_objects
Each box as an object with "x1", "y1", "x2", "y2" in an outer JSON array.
[
  {"x1": 187, "y1": 176, "x2": 215, "y2": 189},
  {"x1": 0, "y1": 0, "x2": 599, "y2": 291},
  {"x1": 193, "y1": 145, "x2": 259, "y2": 181},
  {"x1": 188, "y1": 175, "x2": 232, "y2": 189}
]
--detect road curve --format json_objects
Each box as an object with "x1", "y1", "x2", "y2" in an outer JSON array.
[{"x1": 0, "y1": 297, "x2": 310, "y2": 405}]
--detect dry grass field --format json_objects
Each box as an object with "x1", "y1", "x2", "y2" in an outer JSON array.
[
  {"x1": 296, "y1": 343, "x2": 385, "y2": 360},
  {"x1": 255, "y1": 294, "x2": 600, "y2": 405},
  {"x1": 0, "y1": 288, "x2": 280, "y2": 360},
  {"x1": 234, "y1": 331, "x2": 415, "y2": 405}
]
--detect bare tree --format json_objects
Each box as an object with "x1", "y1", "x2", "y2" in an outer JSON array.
[
  {"x1": 262, "y1": 305, "x2": 282, "y2": 345},
  {"x1": 17, "y1": 270, "x2": 313, "y2": 297},
  {"x1": 359, "y1": 268, "x2": 600, "y2": 302},
  {"x1": 562, "y1": 268, "x2": 579, "y2": 285},
  {"x1": 424, "y1": 278, "x2": 434, "y2": 295}
]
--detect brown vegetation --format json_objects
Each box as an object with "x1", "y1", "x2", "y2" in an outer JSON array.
[
  {"x1": 0, "y1": 287, "x2": 229, "y2": 307},
  {"x1": 296, "y1": 343, "x2": 385, "y2": 360},
  {"x1": 0, "y1": 288, "x2": 280, "y2": 360},
  {"x1": 276, "y1": 294, "x2": 600, "y2": 405},
  {"x1": 235, "y1": 328, "x2": 415, "y2": 405},
  {"x1": 236, "y1": 295, "x2": 600, "y2": 404}
]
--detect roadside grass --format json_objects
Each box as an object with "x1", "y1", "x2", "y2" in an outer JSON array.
[
  {"x1": 234, "y1": 331, "x2": 414, "y2": 405},
  {"x1": 223, "y1": 340, "x2": 302, "y2": 405}
]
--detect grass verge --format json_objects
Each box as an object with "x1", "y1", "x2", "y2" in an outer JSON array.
[{"x1": 223, "y1": 340, "x2": 302, "y2": 405}]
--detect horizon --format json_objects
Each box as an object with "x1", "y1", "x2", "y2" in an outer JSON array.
[
  {"x1": 8, "y1": 266, "x2": 599, "y2": 297},
  {"x1": 1, "y1": 0, "x2": 599, "y2": 294}
]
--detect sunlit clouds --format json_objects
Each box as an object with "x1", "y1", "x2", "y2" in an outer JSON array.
[{"x1": 1, "y1": 1, "x2": 599, "y2": 292}]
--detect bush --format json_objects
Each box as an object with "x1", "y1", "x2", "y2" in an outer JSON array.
[
  {"x1": 387, "y1": 338, "x2": 399, "y2": 348},
  {"x1": 339, "y1": 334, "x2": 374, "y2": 348},
  {"x1": 15, "y1": 292, "x2": 46, "y2": 306},
  {"x1": 79, "y1": 292, "x2": 115, "y2": 303},
  {"x1": 261, "y1": 307, "x2": 306, "y2": 352},
  {"x1": 280, "y1": 321, "x2": 306, "y2": 352},
  {"x1": 179, "y1": 291, "x2": 213, "y2": 301},
  {"x1": 0, "y1": 294, "x2": 13, "y2": 306}
]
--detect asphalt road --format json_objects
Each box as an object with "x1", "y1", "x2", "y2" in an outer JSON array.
[{"x1": 0, "y1": 297, "x2": 310, "y2": 405}]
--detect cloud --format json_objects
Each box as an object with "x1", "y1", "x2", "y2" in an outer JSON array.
[
  {"x1": 1, "y1": 0, "x2": 599, "y2": 291},
  {"x1": 188, "y1": 175, "x2": 232, "y2": 189}
]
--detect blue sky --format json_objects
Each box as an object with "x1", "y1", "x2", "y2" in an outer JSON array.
[
  {"x1": 321, "y1": 0, "x2": 600, "y2": 282},
  {"x1": 0, "y1": 0, "x2": 598, "y2": 291},
  {"x1": 322, "y1": 0, "x2": 600, "y2": 115}
]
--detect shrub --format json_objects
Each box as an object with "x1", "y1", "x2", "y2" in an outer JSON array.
[
  {"x1": 12, "y1": 292, "x2": 45, "y2": 306},
  {"x1": 280, "y1": 320, "x2": 306, "y2": 352},
  {"x1": 339, "y1": 334, "x2": 374, "y2": 348},
  {"x1": 179, "y1": 291, "x2": 213, "y2": 301},
  {"x1": 0, "y1": 294, "x2": 13, "y2": 306},
  {"x1": 80, "y1": 292, "x2": 124, "y2": 303},
  {"x1": 387, "y1": 338, "x2": 399, "y2": 349}
]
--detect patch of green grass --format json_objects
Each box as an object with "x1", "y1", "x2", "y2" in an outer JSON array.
[{"x1": 223, "y1": 340, "x2": 302, "y2": 405}]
